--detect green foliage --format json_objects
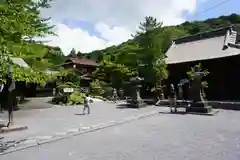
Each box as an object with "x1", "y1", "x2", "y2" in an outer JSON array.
[
  {"x1": 187, "y1": 63, "x2": 209, "y2": 88},
  {"x1": 179, "y1": 14, "x2": 240, "y2": 35},
  {"x1": 77, "y1": 51, "x2": 84, "y2": 58},
  {"x1": 134, "y1": 18, "x2": 169, "y2": 84},
  {"x1": 137, "y1": 16, "x2": 163, "y2": 34},
  {"x1": 89, "y1": 79, "x2": 105, "y2": 96},
  {"x1": 0, "y1": 0, "x2": 54, "y2": 55},
  {"x1": 68, "y1": 48, "x2": 77, "y2": 57},
  {"x1": 85, "y1": 14, "x2": 240, "y2": 90},
  {"x1": 93, "y1": 58, "x2": 136, "y2": 89},
  {"x1": 0, "y1": 0, "x2": 64, "y2": 84},
  {"x1": 0, "y1": 59, "x2": 51, "y2": 84},
  {"x1": 87, "y1": 14, "x2": 240, "y2": 63},
  {"x1": 20, "y1": 43, "x2": 65, "y2": 70},
  {"x1": 53, "y1": 68, "x2": 81, "y2": 87},
  {"x1": 52, "y1": 86, "x2": 85, "y2": 105},
  {"x1": 68, "y1": 91, "x2": 85, "y2": 105}
]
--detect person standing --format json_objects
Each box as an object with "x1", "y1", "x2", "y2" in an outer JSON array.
[
  {"x1": 112, "y1": 88, "x2": 117, "y2": 103},
  {"x1": 119, "y1": 88, "x2": 124, "y2": 100},
  {"x1": 0, "y1": 82, "x2": 4, "y2": 112},
  {"x1": 168, "y1": 84, "x2": 177, "y2": 112},
  {"x1": 177, "y1": 83, "x2": 183, "y2": 100},
  {"x1": 83, "y1": 94, "x2": 93, "y2": 115}
]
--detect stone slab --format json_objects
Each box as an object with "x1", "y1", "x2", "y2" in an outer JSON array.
[
  {"x1": 155, "y1": 100, "x2": 240, "y2": 110},
  {"x1": 0, "y1": 126, "x2": 28, "y2": 134},
  {"x1": 187, "y1": 109, "x2": 219, "y2": 116},
  {"x1": 126, "y1": 101, "x2": 148, "y2": 108},
  {"x1": 186, "y1": 106, "x2": 213, "y2": 113}
]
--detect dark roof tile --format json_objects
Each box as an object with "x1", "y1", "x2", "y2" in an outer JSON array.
[{"x1": 68, "y1": 58, "x2": 98, "y2": 66}]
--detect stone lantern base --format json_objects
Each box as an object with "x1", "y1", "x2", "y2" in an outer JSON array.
[
  {"x1": 186, "y1": 101, "x2": 213, "y2": 113},
  {"x1": 127, "y1": 98, "x2": 147, "y2": 108}
]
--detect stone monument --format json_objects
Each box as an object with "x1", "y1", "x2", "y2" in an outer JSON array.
[
  {"x1": 186, "y1": 67, "x2": 212, "y2": 113},
  {"x1": 127, "y1": 76, "x2": 146, "y2": 108}
]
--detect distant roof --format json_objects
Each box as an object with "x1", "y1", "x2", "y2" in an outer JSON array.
[
  {"x1": 166, "y1": 26, "x2": 240, "y2": 64},
  {"x1": 173, "y1": 25, "x2": 233, "y2": 44},
  {"x1": 66, "y1": 58, "x2": 98, "y2": 66},
  {"x1": 10, "y1": 57, "x2": 29, "y2": 68}
]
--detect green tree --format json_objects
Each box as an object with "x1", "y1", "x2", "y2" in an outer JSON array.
[
  {"x1": 187, "y1": 63, "x2": 209, "y2": 88},
  {"x1": 138, "y1": 16, "x2": 163, "y2": 33},
  {"x1": 93, "y1": 55, "x2": 136, "y2": 89},
  {"x1": 0, "y1": 0, "x2": 56, "y2": 84},
  {"x1": 77, "y1": 51, "x2": 84, "y2": 58},
  {"x1": 68, "y1": 48, "x2": 77, "y2": 57},
  {"x1": 135, "y1": 17, "x2": 167, "y2": 87}
]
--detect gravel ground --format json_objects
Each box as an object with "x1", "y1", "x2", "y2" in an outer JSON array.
[{"x1": 1, "y1": 109, "x2": 240, "y2": 160}]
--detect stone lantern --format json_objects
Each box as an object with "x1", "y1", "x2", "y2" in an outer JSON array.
[{"x1": 127, "y1": 76, "x2": 146, "y2": 108}]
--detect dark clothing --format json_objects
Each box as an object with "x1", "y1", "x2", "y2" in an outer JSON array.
[{"x1": 168, "y1": 88, "x2": 176, "y2": 98}]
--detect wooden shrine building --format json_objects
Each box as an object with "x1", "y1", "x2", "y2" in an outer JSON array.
[
  {"x1": 62, "y1": 58, "x2": 98, "y2": 86},
  {"x1": 165, "y1": 25, "x2": 240, "y2": 101}
]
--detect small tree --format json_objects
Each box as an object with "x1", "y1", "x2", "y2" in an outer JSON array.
[
  {"x1": 187, "y1": 63, "x2": 209, "y2": 98},
  {"x1": 93, "y1": 58, "x2": 135, "y2": 89},
  {"x1": 68, "y1": 48, "x2": 77, "y2": 57},
  {"x1": 134, "y1": 17, "x2": 168, "y2": 87},
  {"x1": 187, "y1": 63, "x2": 209, "y2": 88},
  {"x1": 89, "y1": 79, "x2": 105, "y2": 96},
  {"x1": 77, "y1": 51, "x2": 84, "y2": 58}
]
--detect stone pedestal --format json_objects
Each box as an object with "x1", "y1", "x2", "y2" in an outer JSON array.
[
  {"x1": 128, "y1": 99, "x2": 147, "y2": 108},
  {"x1": 186, "y1": 101, "x2": 212, "y2": 113},
  {"x1": 187, "y1": 72, "x2": 213, "y2": 113},
  {"x1": 127, "y1": 86, "x2": 146, "y2": 108}
]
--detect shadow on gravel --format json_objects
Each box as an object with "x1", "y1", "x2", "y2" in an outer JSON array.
[
  {"x1": 74, "y1": 113, "x2": 87, "y2": 116},
  {"x1": 116, "y1": 104, "x2": 139, "y2": 109},
  {"x1": 159, "y1": 111, "x2": 187, "y2": 115}
]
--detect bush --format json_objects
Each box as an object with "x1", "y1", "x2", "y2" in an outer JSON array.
[
  {"x1": 52, "y1": 95, "x2": 68, "y2": 105},
  {"x1": 89, "y1": 79, "x2": 105, "y2": 96},
  {"x1": 52, "y1": 84, "x2": 85, "y2": 105},
  {"x1": 68, "y1": 91, "x2": 85, "y2": 105},
  {"x1": 102, "y1": 86, "x2": 113, "y2": 98}
]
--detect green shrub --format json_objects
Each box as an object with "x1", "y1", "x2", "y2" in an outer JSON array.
[
  {"x1": 102, "y1": 86, "x2": 113, "y2": 97},
  {"x1": 90, "y1": 79, "x2": 105, "y2": 96},
  {"x1": 68, "y1": 91, "x2": 85, "y2": 105},
  {"x1": 52, "y1": 95, "x2": 68, "y2": 104}
]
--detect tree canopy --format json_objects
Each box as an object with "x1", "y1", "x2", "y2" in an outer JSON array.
[
  {"x1": 0, "y1": 0, "x2": 66, "y2": 84},
  {"x1": 86, "y1": 14, "x2": 240, "y2": 62},
  {"x1": 87, "y1": 13, "x2": 240, "y2": 89}
]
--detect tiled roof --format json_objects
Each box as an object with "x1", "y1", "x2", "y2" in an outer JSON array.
[
  {"x1": 166, "y1": 26, "x2": 240, "y2": 64},
  {"x1": 173, "y1": 25, "x2": 233, "y2": 44},
  {"x1": 68, "y1": 58, "x2": 98, "y2": 66}
]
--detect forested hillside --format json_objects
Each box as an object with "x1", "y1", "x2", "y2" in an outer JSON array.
[
  {"x1": 86, "y1": 13, "x2": 240, "y2": 62},
  {"x1": 85, "y1": 14, "x2": 240, "y2": 90}
]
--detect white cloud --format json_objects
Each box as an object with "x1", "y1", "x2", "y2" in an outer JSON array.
[
  {"x1": 95, "y1": 22, "x2": 133, "y2": 45},
  {"x1": 43, "y1": 22, "x2": 132, "y2": 54},
  {"x1": 40, "y1": 0, "x2": 202, "y2": 55}
]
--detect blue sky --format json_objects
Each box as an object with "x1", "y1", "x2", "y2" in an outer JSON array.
[
  {"x1": 187, "y1": 0, "x2": 240, "y2": 21},
  {"x1": 46, "y1": 0, "x2": 240, "y2": 54},
  {"x1": 64, "y1": 0, "x2": 239, "y2": 32},
  {"x1": 62, "y1": 19, "x2": 99, "y2": 36}
]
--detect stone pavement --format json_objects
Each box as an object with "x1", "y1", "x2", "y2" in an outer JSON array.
[
  {"x1": 1, "y1": 109, "x2": 240, "y2": 160},
  {"x1": 0, "y1": 101, "x2": 162, "y2": 152}
]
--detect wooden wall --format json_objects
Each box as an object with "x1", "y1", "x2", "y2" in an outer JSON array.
[{"x1": 167, "y1": 55, "x2": 240, "y2": 101}]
